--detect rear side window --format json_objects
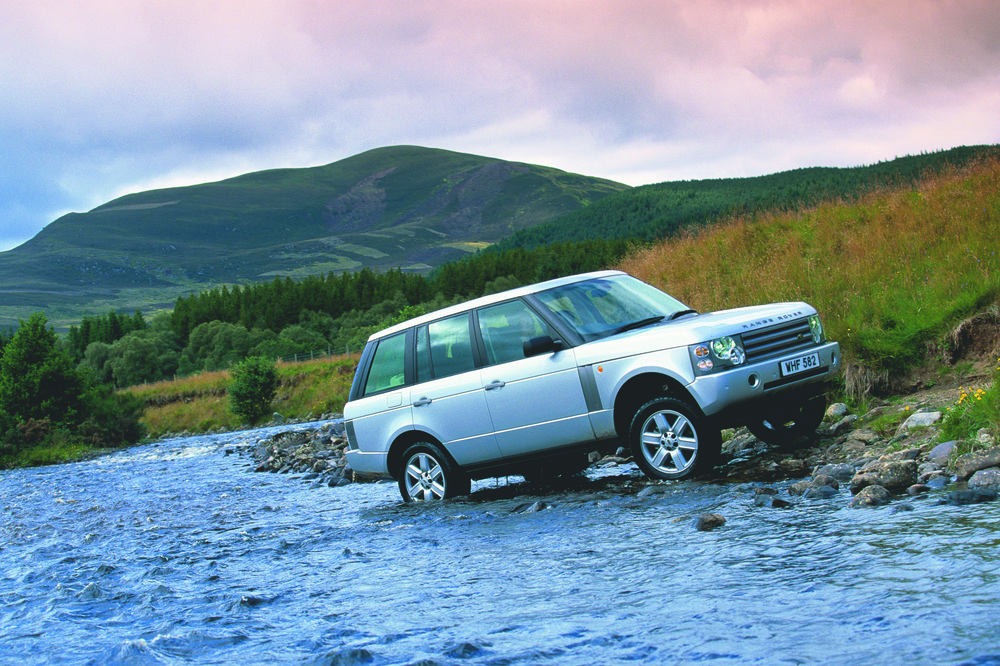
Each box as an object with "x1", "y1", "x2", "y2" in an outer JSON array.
[
  {"x1": 428, "y1": 314, "x2": 475, "y2": 379},
  {"x1": 363, "y1": 333, "x2": 407, "y2": 396}
]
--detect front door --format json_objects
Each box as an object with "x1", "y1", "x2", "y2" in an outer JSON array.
[{"x1": 476, "y1": 300, "x2": 595, "y2": 458}]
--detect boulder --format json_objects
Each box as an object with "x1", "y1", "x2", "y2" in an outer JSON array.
[
  {"x1": 929, "y1": 440, "x2": 957, "y2": 462},
  {"x1": 850, "y1": 460, "x2": 918, "y2": 494},
  {"x1": 849, "y1": 485, "x2": 892, "y2": 507},
  {"x1": 953, "y1": 446, "x2": 1000, "y2": 480},
  {"x1": 968, "y1": 468, "x2": 1000, "y2": 490},
  {"x1": 812, "y1": 463, "x2": 856, "y2": 483},
  {"x1": 895, "y1": 411, "x2": 942, "y2": 436}
]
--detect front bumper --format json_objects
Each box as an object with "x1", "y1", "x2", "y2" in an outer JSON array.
[{"x1": 688, "y1": 341, "x2": 841, "y2": 417}]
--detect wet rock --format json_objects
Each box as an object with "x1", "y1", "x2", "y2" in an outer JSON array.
[
  {"x1": 812, "y1": 475, "x2": 839, "y2": 490},
  {"x1": 812, "y1": 463, "x2": 856, "y2": 483},
  {"x1": 850, "y1": 460, "x2": 918, "y2": 494},
  {"x1": 803, "y1": 486, "x2": 839, "y2": 499},
  {"x1": 926, "y1": 475, "x2": 950, "y2": 489},
  {"x1": 891, "y1": 503, "x2": 916, "y2": 513},
  {"x1": 968, "y1": 468, "x2": 1000, "y2": 490},
  {"x1": 752, "y1": 487, "x2": 778, "y2": 496},
  {"x1": 695, "y1": 513, "x2": 726, "y2": 531},
  {"x1": 938, "y1": 489, "x2": 998, "y2": 506},
  {"x1": 754, "y1": 495, "x2": 792, "y2": 508},
  {"x1": 849, "y1": 485, "x2": 892, "y2": 507},
  {"x1": 637, "y1": 485, "x2": 670, "y2": 497},
  {"x1": 954, "y1": 447, "x2": 1000, "y2": 480},
  {"x1": 907, "y1": 484, "x2": 930, "y2": 495}
]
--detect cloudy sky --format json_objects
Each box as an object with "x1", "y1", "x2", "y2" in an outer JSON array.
[{"x1": 2, "y1": 0, "x2": 998, "y2": 252}]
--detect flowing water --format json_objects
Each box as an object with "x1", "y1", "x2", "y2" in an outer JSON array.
[{"x1": 2, "y1": 424, "x2": 999, "y2": 665}]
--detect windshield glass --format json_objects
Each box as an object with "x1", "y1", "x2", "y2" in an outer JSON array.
[{"x1": 534, "y1": 274, "x2": 690, "y2": 342}]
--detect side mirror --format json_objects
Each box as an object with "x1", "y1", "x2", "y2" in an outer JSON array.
[{"x1": 523, "y1": 335, "x2": 560, "y2": 358}]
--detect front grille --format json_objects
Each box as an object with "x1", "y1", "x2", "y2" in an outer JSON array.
[{"x1": 742, "y1": 318, "x2": 815, "y2": 362}]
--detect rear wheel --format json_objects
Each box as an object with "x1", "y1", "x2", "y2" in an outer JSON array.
[
  {"x1": 398, "y1": 443, "x2": 470, "y2": 502},
  {"x1": 630, "y1": 397, "x2": 719, "y2": 481},
  {"x1": 746, "y1": 395, "x2": 826, "y2": 446}
]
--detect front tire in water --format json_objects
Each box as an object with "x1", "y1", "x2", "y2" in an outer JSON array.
[
  {"x1": 745, "y1": 395, "x2": 826, "y2": 447},
  {"x1": 398, "y1": 443, "x2": 470, "y2": 502},
  {"x1": 629, "y1": 397, "x2": 719, "y2": 481}
]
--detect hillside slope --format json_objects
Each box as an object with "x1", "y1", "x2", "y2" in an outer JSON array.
[
  {"x1": 498, "y1": 145, "x2": 999, "y2": 249},
  {"x1": 0, "y1": 146, "x2": 627, "y2": 327}
]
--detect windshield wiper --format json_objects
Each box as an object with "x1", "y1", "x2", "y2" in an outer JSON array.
[{"x1": 614, "y1": 315, "x2": 665, "y2": 335}]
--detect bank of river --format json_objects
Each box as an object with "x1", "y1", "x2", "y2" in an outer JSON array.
[{"x1": 2, "y1": 421, "x2": 999, "y2": 665}]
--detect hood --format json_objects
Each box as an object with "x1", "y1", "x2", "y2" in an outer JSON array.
[{"x1": 573, "y1": 302, "x2": 816, "y2": 364}]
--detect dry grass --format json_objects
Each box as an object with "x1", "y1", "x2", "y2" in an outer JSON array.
[
  {"x1": 617, "y1": 157, "x2": 1000, "y2": 395},
  {"x1": 128, "y1": 355, "x2": 357, "y2": 437}
]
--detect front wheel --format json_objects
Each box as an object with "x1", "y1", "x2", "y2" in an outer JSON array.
[
  {"x1": 746, "y1": 395, "x2": 827, "y2": 446},
  {"x1": 398, "y1": 443, "x2": 470, "y2": 502},
  {"x1": 629, "y1": 397, "x2": 719, "y2": 481}
]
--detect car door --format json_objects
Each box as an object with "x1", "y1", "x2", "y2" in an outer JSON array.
[
  {"x1": 347, "y1": 331, "x2": 413, "y2": 460},
  {"x1": 409, "y1": 313, "x2": 503, "y2": 466},
  {"x1": 475, "y1": 299, "x2": 595, "y2": 458}
]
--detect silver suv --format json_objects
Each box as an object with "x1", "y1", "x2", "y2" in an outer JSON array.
[{"x1": 344, "y1": 270, "x2": 840, "y2": 501}]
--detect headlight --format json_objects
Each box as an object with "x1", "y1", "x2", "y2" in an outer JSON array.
[
  {"x1": 809, "y1": 315, "x2": 824, "y2": 344},
  {"x1": 690, "y1": 335, "x2": 746, "y2": 374}
]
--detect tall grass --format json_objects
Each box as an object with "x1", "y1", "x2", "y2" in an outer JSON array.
[
  {"x1": 617, "y1": 157, "x2": 1000, "y2": 396},
  {"x1": 127, "y1": 356, "x2": 356, "y2": 437}
]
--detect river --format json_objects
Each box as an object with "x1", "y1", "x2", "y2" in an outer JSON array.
[{"x1": 2, "y1": 423, "x2": 999, "y2": 665}]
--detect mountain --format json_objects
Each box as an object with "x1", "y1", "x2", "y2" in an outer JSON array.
[{"x1": 0, "y1": 146, "x2": 628, "y2": 327}]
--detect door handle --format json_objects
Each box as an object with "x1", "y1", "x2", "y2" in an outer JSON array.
[
  {"x1": 485, "y1": 380, "x2": 506, "y2": 391},
  {"x1": 413, "y1": 397, "x2": 433, "y2": 407}
]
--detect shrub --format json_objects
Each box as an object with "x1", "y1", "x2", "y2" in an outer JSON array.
[{"x1": 228, "y1": 356, "x2": 279, "y2": 423}]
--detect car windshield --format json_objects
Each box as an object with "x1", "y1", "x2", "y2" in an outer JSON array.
[{"x1": 534, "y1": 274, "x2": 690, "y2": 342}]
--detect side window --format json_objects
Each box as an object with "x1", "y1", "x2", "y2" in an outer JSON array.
[
  {"x1": 363, "y1": 333, "x2": 407, "y2": 396},
  {"x1": 428, "y1": 314, "x2": 475, "y2": 379},
  {"x1": 478, "y1": 300, "x2": 549, "y2": 365}
]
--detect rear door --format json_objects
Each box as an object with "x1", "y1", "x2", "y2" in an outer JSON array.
[
  {"x1": 475, "y1": 299, "x2": 595, "y2": 458},
  {"x1": 410, "y1": 313, "x2": 502, "y2": 466}
]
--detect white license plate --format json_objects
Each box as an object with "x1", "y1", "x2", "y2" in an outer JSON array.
[{"x1": 780, "y1": 352, "x2": 821, "y2": 377}]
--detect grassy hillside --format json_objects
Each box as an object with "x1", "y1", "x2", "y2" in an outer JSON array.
[
  {"x1": 499, "y1": 145, "x2": 999, "y2": 249},
  {"x1": 618, "y1": 155, "x2": 1000, "y2": 395},
  {"x1": 0, "y1": 146, "x2": 627, "y2": 328}
]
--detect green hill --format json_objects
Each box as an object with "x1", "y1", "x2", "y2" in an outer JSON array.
[
  {"x1": 495, "y1": 145, "x2": 1000, "y2": 249},
  {"x1": 0, "y1": 146, "x2": 627, "y2": 327}
]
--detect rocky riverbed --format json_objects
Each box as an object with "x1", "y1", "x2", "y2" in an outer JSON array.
[{"x1": 240, "y1": 391, "x2": 1000, "y2": 516}]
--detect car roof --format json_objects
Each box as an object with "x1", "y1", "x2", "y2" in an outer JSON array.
[{"x1": 367, "y1": 269, "x2": 627, "y2": 342}]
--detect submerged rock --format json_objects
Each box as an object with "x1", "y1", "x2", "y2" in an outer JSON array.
[
  {"x1": 938, "y1": 489, "x2": 998, "y2": 506},
  {"x1": 695, "y1": 513, "x2": 726, "y2": 531}
]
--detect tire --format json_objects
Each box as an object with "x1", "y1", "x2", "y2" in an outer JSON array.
[
  {"x1": 629, "y1": 397, "x2": 719, "y2": 481},
  {"x1": 397, "y1": 442, "x2": 470, "y2": 502},
  {"x1": 745, "y1": 395, "x2": 826, "y2": 446}
]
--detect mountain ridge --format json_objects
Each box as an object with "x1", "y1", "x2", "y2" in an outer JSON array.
[{"x1": 0, "y1": 145, "x2": 628, "y2": 327}]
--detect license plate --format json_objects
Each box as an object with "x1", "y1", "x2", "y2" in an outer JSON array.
[{"x1": 780, "y1": 352, "x2": 821, "y2": 377}]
